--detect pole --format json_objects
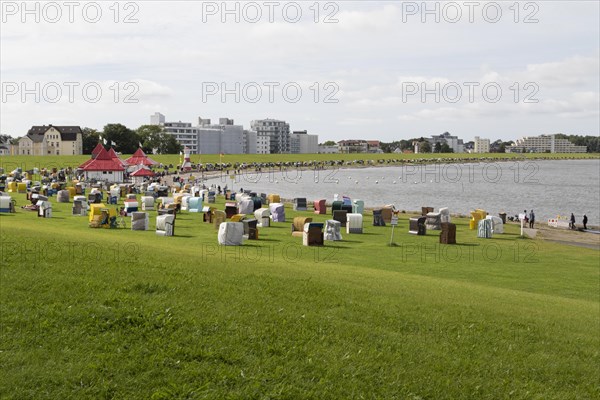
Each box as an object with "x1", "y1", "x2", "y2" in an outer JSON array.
[
  {"x1": 520, "y1": 218, "x2": 524, "y2": 237},
  {"x1": 390, "y1": 224, "x2": 395, "y2": 246}
]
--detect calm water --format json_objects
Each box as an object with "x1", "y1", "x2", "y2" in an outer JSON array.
[{"x1": 208, "y1": 159, "x2": 600, "y2": 226}]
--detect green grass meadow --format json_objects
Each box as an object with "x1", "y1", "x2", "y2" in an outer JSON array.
[
  {"x1": 0, "y1": 189, "x2": 598, "y2": 399},
  {"x1": 1, "y1": 152, "x2": 598, "y2": 174}
]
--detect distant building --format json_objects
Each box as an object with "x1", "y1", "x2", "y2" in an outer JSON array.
[
  {"x1": 428, "y1": 132, "x2": 464, "y2": 153},
  {"x1": 0, "y1": 137, "x2": 13, "y2": 155},
  {"x1": 257, "y1": 135, "x2": 270, "y2": 154},
  {"x1": 473, "y1": 136, "x2": 490, "y2": 153},
  {"x1": 152, "y1": 114, "x2": 245, "y2": 154},
  {"x1": 290, "y1": 131, "x2": 319, "y2": 154},
  {"x1": 153, "y1": 113, "x2": 316, "y2": 155},
  {"x1": 336, "y1": 139, "x2": 382, "y2": 153},
  {"x1": 18, "y1": 125, "x2": 83, "y2": 155},
  {"x1": 318, "y1": 145, "x2": 339, "y2": 154},
  {"x1": 413, "y1": 140, "x2": 421, "y2": 154},
  {"x1": 366, "y1": 140, "x2": 383, "y2": 153},
  {"x1": 197, "y1": 118, "x2": 245, "y2": 155},
  {"x1": 251, "y1": 119, "x2": 291, "y2": 154},
  {"x1": 162, "y1": 121, "x2": 199, "y2": 153},
  {"x1": 338, "y1": 140, "x2": 368, "y2": 153},
  {"x1": 245, "y1": 130, "x2": 270, "y2": 154},
  {"x1": 150, "y1": 112, "x2": 165, "y2": 125},
  {"x1": 508, "y1": 134, "x2": 587, "y2": 153}
]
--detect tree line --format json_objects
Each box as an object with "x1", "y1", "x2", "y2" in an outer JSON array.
[{"x1": 83, "y1": 124, "x2": 182, "y2": 155}]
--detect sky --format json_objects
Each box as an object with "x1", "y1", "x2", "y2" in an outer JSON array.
[{"x1": 1, "y1": 1, "x2": 599, "y2": 143}]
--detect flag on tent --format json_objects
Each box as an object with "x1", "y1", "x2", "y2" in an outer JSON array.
[
  {"x1": 139, "y1": 142, "x2": 143, "y2": 148},
  {"x1": 111, "y1": 141, "x2": 116, "y2": 146},
  {"x1": 103, "y1": 138, "x2": 107, "y2": 145},
  {"x1": 99, "y1": 135, "x2": 103, "y2": 141}
]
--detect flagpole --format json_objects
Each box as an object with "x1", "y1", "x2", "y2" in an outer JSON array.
[{"x1": 219, "y1": 153, "x2": 223, "y2": 182}]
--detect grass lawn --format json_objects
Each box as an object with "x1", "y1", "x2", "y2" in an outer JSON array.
[
  {"x1": 0, "y1": 192, "x2": 598, "y2": 399},
  {"x1": 1, "y1": 152, "x2": 598, "y2": 174}
]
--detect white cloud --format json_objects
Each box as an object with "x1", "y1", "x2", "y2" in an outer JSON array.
[
  {"x1": 500, "y1": 56, "x2": 600, "y2": 89},
  {"x1": 1, "y1": 1, "x2": 598, "y2": 141}
]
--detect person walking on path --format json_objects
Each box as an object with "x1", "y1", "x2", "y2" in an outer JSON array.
[
  {"x1": 570, "y1": 213, "x2": 576, "y2": 230},
  {"x1": 583, "y1": 214, "x2": 588, "y2": 230},
  {"x1": 529, "y1": 210, "x2": 535, "y2": 228}
]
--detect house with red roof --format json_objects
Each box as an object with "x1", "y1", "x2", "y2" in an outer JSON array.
[{"x1": 78, "y1": 147, "x2": 126, "y2": 182}]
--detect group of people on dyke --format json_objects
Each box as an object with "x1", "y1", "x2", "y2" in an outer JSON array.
[
  {"x1": 519, "y1": 210, "x2": 589, "y2": 231},
  {"x1": 521, "y1": 209, "x2": 536, "y2": 228},
  {"x1": 570, "y1": 213, "x2": 589, "y2": 230}
]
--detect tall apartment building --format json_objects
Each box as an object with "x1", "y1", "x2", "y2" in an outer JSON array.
[
  {"x1": 151, "y1": 112, "x2": 166, "y2": 125},
  {"x1": 473, "y1": 136, "x2": 490, "y2": 153},
  {"x1": 197, "y1": 118, "x2": 245, "y2": 155},
  {"x1": 152, "y1": 114, "x2": 244, "y2": 154},
  {"x1": 290, "y1": 130, "x2": 319, "y2": 154},
  {"x1": 251, "y1": 119, "x2": 290, "y2": 154},
  {"x1": 509, "y1": 134, "x2": 587, "y2": 153},
  {"x1": 153, "y1": 114, "x2": 316, "y2": 154},
  {"x1": 163, "y1": 121, "x2": 199, "y2": 153},
  {"x1": 243, "y1": 130, "x2": 270, "y2": 154}
]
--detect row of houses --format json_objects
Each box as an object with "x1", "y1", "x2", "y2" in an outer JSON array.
[
  {"x1": 0, "y1": 124, "x2": 590, "y2": 156},
  {"x1": 419, "y1": 133, "x2": 587, "y2": 154},
  {"x1": 321, "y1": 133, "x2": 587, "y2": 154}
]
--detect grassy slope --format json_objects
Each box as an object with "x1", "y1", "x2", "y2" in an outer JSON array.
[
  {"x1": 0, "y1": 194, "x2": 598, "y2": 399},
  {"x1": 1, "y1": 152, "x2": 598, "y2": 173}
]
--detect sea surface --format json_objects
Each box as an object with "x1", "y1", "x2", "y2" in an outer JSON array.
[{"x1": 208, "y1": 159, "x2": 600, "y2": 226}]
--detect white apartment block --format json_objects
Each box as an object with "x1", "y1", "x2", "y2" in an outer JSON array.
[
  {"x1": 509, "y1": 134, "x2": 587, "y2": 153},
  {"x1": 153, "y1": 113, "x2": 315, "y2": 155},
  {"x1": 197, "y1": 118, "x2": 245, "y2": 155},
  {"x1": 251, "y1": 119, "x2": 290, "y2": 154},
  {"x1": 243, "y1": 130, "x2": 270, "y2": 154},
  {"x1": 151, "y1": 112, "x2": 165, "y2": 126},
  {"x1": 163, "y1": 121, "x2": 199, "y2": 153},
  {"x1": 473, "y1": 136, "x2": 490, "y2": 153},
  {"x1": 152, "y1": 114, "x2": 245, "y2": 154},
  {"x1": 290, "y1": 131, "x2": 319, "y2": 154}
]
